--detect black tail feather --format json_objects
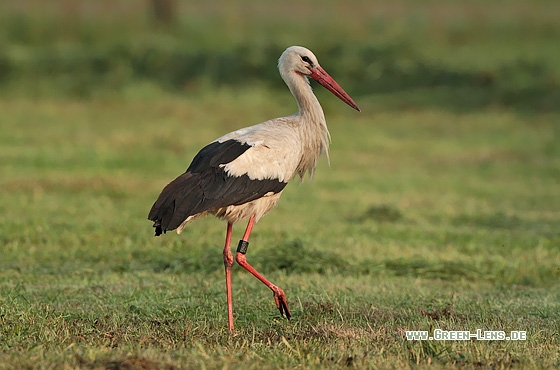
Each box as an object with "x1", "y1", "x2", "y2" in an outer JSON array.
[{"x1": 148, "y1": 172, "x2": 198, "y2": 235}]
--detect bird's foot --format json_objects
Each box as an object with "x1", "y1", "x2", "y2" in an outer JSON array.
[{"x1": 271, "y1": 285, "x2": 291, "y2": 319}]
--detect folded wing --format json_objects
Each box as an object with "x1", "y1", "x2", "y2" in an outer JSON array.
[{"x1": 148, "y1": 139, "x2": 288, "y2": 235}]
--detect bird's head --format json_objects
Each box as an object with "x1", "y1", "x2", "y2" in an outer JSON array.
[
  {"x1": 279, "y1": 46, "x2": 321, "y2": 76},
  {"x1": 278, "y1": 46, "x2": 360, "y2": 112}
]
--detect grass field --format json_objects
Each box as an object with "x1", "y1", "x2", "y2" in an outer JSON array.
[{"x1": 1, "y1": 1, "x2": 559, "y2": 369}]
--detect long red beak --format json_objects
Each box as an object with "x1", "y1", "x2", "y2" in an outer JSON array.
[{"x1": 310, "y1": 66, "x2": 360, "y2": 112}]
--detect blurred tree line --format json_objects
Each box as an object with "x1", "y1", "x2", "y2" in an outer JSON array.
[{"x1": 0, "y1": 0, "x2": 558, "y2": 113}]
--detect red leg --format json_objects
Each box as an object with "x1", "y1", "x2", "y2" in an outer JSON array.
[
  {"x1": 223, "y1": 222, "x2": 234, "y2": 333},
  {"x1": 235, "y1": 215, "x2": 291, "y2": 319}
]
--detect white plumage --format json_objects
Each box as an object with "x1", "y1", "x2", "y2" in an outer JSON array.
[
  {"x1": 148, "y1": 45, "x2": 360, "y2": 332},
  {"x1": 218, "y1": 121, "x2": 302, "y2": 183}
]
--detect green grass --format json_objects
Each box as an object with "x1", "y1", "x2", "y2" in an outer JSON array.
[
  {"x1": 1, "y1": 92, "x2": 558, "y2": 369},
  {"x1": 1, "y1": 0, "x2": 560, "y2": 368}
]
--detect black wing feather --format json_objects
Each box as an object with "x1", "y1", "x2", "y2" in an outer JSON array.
[{"x1": 148, "y1": 139, "x2": 287, "y2": 236}]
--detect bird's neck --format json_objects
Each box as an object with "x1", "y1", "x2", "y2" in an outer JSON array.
[
  {"x1": 285, "y1": 72, "x2": 331, "y2": 178},
  {"x1": 285, "y1": 73, "x2": 324, "y2": 120}
]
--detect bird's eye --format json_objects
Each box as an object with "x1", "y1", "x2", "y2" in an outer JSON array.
[{"x1": 301, "y1": 56, "x2": 313, "y2": 65}]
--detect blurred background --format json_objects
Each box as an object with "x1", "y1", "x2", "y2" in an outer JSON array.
[
  {"x1": 0, "y1": 0, "x2": 559, "y2": 111},
  {"x1": 1, "y1": 3, "x2": 559, "y2": 366}
]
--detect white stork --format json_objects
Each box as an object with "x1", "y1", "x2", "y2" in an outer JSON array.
[{"x1": 148, "y1": 45, "x2": 360, "y2": 332}]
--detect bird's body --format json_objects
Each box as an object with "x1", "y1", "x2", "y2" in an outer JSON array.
[
  {"x1": 148, "y1": 46, "x2": 359, "y2": 332},
  {"x1": 150, "y1": 113, "x2": 327, "y2": 233}
]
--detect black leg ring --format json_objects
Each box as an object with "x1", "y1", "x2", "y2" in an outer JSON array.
[{"x1": 237, "y1": 240, "x2": 249, "y2": 254}]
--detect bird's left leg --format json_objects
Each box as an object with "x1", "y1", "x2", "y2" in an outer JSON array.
[
  {"x1": 223, "y1": 222, "x2": 235, "y2": 333},
  {"x1": 235, "y1": 215, "x2": 291, "y2": 319}
]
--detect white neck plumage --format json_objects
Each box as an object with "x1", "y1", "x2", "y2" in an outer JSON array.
[{"x1": 283, "y1": 70, "x2": 331, "y2": 179}]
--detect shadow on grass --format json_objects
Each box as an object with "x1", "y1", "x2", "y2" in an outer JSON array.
[
  {"x1": 383, "y1": 259, "x2": 481, "y2": 281},
  {"x1": 253, "y1": 239, "x2": 351, "y2": 275},
  {"x1": 76, "y1": 355, "x2": 167, "y2": 370},
  {"x1": 452, "y1": 211, "x2": 559, "y2": 236},
  {"x1": 139, "y1": 243, "x2": 476, "y2": 283},
  {"x1": 353, "y1": 204, "x2": 403, "y2": 223},
  {"x1": 134, "y1": 234, "x2": 556, "y2": 287}
]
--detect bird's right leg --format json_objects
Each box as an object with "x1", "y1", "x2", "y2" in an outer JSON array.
[
  {"x1": 223, "y1": 222, "x2": 235, "y2": 333},
  {"x1": 235, "y1": 215, "x2": 291, "y2": 319}
]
